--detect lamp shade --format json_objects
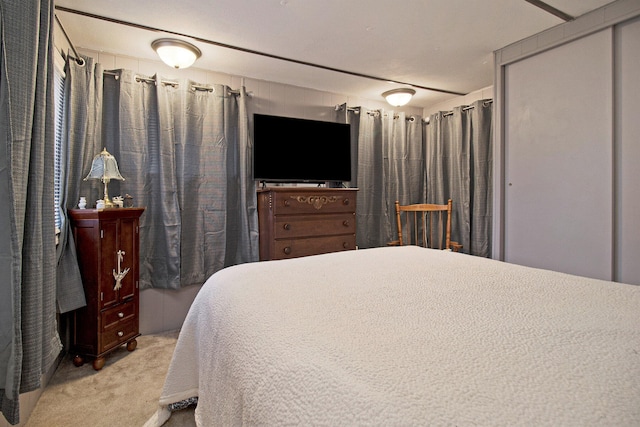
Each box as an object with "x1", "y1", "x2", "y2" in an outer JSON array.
[
  {"x1": 152, "y1": 38, "x2": 201, "y2": 69},
  {"x1": 84, "y1": 148, "x2": 124, "y2": 182},
  {"x1": 382, "y1": 88, "x2": 416, "y2": 107}
]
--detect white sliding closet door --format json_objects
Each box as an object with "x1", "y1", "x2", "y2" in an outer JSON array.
[
  {"x1": 504, "y1": 30, "x2": 613, "y2": 280},
  {"x1": 616, "y1": 17, "x2": 640, "y2": 285}
]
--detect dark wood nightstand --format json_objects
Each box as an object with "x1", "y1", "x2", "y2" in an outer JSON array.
[{"x1": 68, "y1": 207, "x2": 144, "y2": 370}]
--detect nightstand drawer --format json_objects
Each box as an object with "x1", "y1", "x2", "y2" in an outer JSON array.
[
  {"x1": 274, "y1": 213, "x2": 355, "y2": 238},
  {"x1": 101, "y1": 301, "x2": 136, "y2": 331},
  {"x1": 99, "y1": 319, "x2": 138, "y2": 353}
]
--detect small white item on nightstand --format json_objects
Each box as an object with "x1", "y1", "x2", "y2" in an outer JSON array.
[
  {"x1": 112, "y1": 196, "x2": 124, "y2": 208},
  {"x1": 96, "y1": 199, "x2": 105, "y2": 209},
  {"x1": 78, "y1": 197, "x2": 87, "y2": 209}
]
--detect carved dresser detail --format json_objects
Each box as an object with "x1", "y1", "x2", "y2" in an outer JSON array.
[{"x1": 257, "y1": 187, "x2": 357, "y2": 260}]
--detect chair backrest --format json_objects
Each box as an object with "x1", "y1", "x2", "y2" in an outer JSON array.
[{"x1": 394, "y1": 199, "x2": 452, "y2": 249}]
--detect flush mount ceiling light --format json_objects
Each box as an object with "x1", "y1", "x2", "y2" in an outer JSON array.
[
  {"x1": 152, "y1": 38, "x2": 202, "y2": 69},
  {"x1": 382, "y1": 88, "x2": 416, "y2": 107}
]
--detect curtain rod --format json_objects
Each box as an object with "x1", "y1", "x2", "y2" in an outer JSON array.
[
  {"x1": 363, "y1": 110, "x2": 417, "y2": 122},
  {"x1": 441, "y1": 99, "x2": 493, "y2": 117},
  {"x1": 334, "y1": 105, "x2": 359, "y2": 113},
  {"x1": 54, "y1": 5, "x2": 466, "y2": 97},
  {"x1": 104, "y1": 70, "x2": 247, "y2": 94},
  {"x1": 54, "y1": 14, "x2": 85, "y2": 65},
  {"x1": 344, "y1": 99, "x2": 492, "y2": 122}
]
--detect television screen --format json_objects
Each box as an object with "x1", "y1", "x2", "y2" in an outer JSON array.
[{"x1": 253, "y1": 114, "x2": 351, "y2": 183}]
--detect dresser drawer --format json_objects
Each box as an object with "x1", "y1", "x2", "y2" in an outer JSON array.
[
  {"x1": 101, "y1": 300, "x2": 137, "y2": 331},
  {"x1": 273, "y1": 234, "x2": 356, "y2": 259},
  {"x1": 258, "y1": 188, "x2": 358, "y2": 261},
  {"x1": 99, "y1": 319, "x2": 138, "y2": 353},
  {"x1": 274, "y1": 213, "x2": 355, "y2": 239},
  {"x1": 271, "y1": 191, "x2": 355, "y2": 214}
]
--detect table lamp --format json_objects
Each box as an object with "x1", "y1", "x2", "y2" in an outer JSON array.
[{"x1": 84, "y1": 148, "x2": 124, "y2": 208}]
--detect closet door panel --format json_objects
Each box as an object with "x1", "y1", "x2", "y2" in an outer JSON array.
[
  {"x1": 504, "y1": 30, "x2": 613, "y2": 280},
  {"x1": 616, "y1": 17, "x2": 640, "y2": 285}
]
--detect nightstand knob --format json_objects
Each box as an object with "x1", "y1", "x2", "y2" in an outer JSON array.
[
  {"x1": 283, "y1": 200, "x2": 290, "y2": 207},
  {"x1": 343, "y1": 198, "x2": 350, "y2": 205},
  {"x1": 118, "y1": 312, "x2": 124, "y2": 318},
  {"x1": 343, "y1": 242, "x2": 349, "y2": 249},
  {"x1": 117, "y1": 331, "x2": 124, "y2": 337},
  {"x1": 342, "y1": 220, "x2": 349, "y2": 227},
  {"x1": 283, "y1": 247, "x2": 292, "y2": 255},
  {"x1": 283, "y1": 223, "x2": 291, "y2": 230}
]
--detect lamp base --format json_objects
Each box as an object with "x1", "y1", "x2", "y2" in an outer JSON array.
[{"x1": 103, "y1": 179, "x2": 115, "y2": 208}]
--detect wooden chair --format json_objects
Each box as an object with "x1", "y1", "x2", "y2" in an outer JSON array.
[{"x1": 388, "y1": 199, "x2": 462, "y2": 251}]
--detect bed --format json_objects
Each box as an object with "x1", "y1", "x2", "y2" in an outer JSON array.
[{"x1": 145, "y1": 246, "x2": 640, "y2": 426}]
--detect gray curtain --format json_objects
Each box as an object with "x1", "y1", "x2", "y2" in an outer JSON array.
[
  {"x1": 103, "y1": 73, "x2": 258, "y2": 289},
  {"x1": 384, "y1": 113, "x2": 426, "y2": 216},
  {"x1": 334, "y1": 104, "x2": 360, "y2": 189},
  {"x1": 55, "y1": 54, "x2": 103, "y2": 314},
  {"x1": 344, "y1": 108, "x2": 425, "y2": 248},
  {"x1": 426, "y1": 99, "x2": 492, "y2": 257},
  {"x1": 177, "y1": 81, "x2": 258, "y2": 286},
  {"x1": 353, "y1": 109, "x2": 386, "y2": 248},
  {"x1": 0, "y1": 0, "x2": 62, "y2": 424},
  {"x1": 104, "y1": 71, "x2": 182, "y2": 289}
]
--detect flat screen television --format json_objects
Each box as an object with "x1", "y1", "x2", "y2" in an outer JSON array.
[{"x1": 253, "y1": 114, "x2": 351, "y2": 183}]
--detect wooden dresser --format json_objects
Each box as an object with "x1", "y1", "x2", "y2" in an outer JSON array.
[
  {"x1": 257, "y1": 187, "x2": 357, "y2": 260},
  {"x1": 68, "y1": 207, "x2": 144, "y2": 370}
]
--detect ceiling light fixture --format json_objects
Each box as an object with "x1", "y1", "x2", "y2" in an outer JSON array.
[
  {"x1": 152, "y1": 38, "x2": 201, "y2": 69},
  {"x1": 382, "y1": 88, "x2": 416, "y2": 107}
]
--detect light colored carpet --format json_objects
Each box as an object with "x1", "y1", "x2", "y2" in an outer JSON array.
[{"x1": 25, "y1": 330, "x2": 196, "y2": 427}]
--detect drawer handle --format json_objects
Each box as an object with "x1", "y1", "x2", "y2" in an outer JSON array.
[
  {"x1": 117, "y1": 331, "x2": 124, "y2": 337},
  {"x1": 283, "y1": 200, "x2": 290, "y2": 207},
  {"x1": 343, "y1": 198, "x2": 350, "y2": 205},
  {"x1": 342, "y1": 220, "x2": 349, "y2": 227},
  {"x1": 343, "y1": 242, "x2": 349, "y2": 249},
  {"x1": 283, "y1": 223, "x2": 291, "y2": 230},
  {"x1": 118, "y1": 312, "x2": 124, "y2": 318},
  {"x1": 283, "y1": 247, "x2": 292, "y2": 255}
]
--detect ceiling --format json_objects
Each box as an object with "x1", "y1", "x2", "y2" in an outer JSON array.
[{"x1": 54, "y1": 0, "x2": 614, "y2": 109}]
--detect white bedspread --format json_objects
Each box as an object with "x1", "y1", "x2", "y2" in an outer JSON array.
[{"x1": 146, "y1": 246, "x2": 640, "y2": 426}]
